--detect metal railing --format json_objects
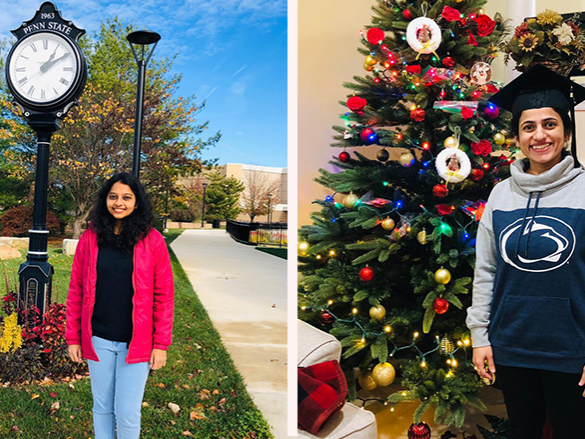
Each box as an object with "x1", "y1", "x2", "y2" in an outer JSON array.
[{"x1": 226, "y1": 220, "x2": 287, "y2": 248}]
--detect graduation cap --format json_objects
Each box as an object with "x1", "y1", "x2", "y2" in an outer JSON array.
[{"x1": 488, "y1": 64, "x2": 585, "y2": 167}]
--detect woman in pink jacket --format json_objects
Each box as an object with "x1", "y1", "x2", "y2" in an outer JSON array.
[{"x1": 65, "y1": 172, "x2": 174, "y2": 439}]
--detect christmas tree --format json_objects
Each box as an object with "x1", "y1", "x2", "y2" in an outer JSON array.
[{"x1": 299, "y1": 0, "x2": 512, "y2": 428}]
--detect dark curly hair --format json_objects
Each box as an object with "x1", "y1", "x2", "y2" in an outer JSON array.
[{"x1": 86, "y1": 173, "x2": 154, "y2": 254}]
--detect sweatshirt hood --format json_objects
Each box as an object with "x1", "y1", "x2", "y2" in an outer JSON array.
[{"x1": 510, "y1": 154, "x2": 583, "y2": 194}]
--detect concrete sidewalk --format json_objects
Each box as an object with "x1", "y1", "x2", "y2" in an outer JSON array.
[{"x1": 171, "y1": 229, "x2": 288, "y2": 438}]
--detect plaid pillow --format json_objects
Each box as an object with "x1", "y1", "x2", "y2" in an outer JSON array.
[{"x1": 298, "y1": 360, "x2": 348, "y2": 434}]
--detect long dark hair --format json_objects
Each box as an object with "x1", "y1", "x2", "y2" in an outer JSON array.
[{"x1": 86, "y1": 173, "x2": 154, "y2": 254}]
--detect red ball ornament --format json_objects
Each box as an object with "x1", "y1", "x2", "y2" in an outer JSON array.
[
  {"x1": 407, "y1": 422, "x2": 431, "y2": 439},
  {"x1": 360, "y1": 128, "x2": 378, "y2": 144},
  {"x1": 484, "y1": 105, "x2": 500, "y2": 120},
  {"x1": 367, "y1": 27, "x2": 385, "y2": 45},
  {"x1": 403, "y1": 9, "x2": 413, "y2": 20},
  {"x1": 359, "y1": 267, "x2": 375, "y2": 282},
  {"x1": 433, "y1": 184, "x2": 449, "y2": 198},
  {"x1": 339, "y1": 151, "x2": 350, "y2": 163},
  {"x1": 410, "y1": 109, "x2": 425, "y2": 122},
  {"x1": 470, "y1": 168, "x2": 484, "y2": 181},
  {"x1": 319, "y1": 310, "x2": 335, "y2": 325},
  {"x1": 433, "y1": 297, "x2": 449, "y2": 314}
]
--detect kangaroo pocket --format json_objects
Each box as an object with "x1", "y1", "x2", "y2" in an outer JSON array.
[{"x1": 491, "y1": 295, "x2": 583, "y2": 356}]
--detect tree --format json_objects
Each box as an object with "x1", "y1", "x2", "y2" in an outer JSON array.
[
  {"x1": 205, "y1": 171, "x2": 245, "y2": 221},
  {"x1": 299, "y1": 0, "x2": 510, "y2": 429},
  {"x1": 0, "y1": 19, "x2": 220, "y2": 238},
  {"x1": 241, "y1": 171, "x2": 280, "y2": 222}
]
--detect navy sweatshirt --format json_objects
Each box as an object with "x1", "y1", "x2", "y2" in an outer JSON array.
[{"x1": 466, "y1": 154, "x2": 585, "y2": 373}]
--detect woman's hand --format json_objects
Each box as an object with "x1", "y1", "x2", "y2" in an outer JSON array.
[
  {"x1": 473, "y1": 346, "x2": 495, "y2": 382},
  {"x1": 579, "y1": 365, "x2": 585, "y2": 397},
  {"x1": 150, "y1": 349, "x2": 167, "y2": 370},
  {"x1": 68, "y1": 345, "x2": 83, "y2": 363}
]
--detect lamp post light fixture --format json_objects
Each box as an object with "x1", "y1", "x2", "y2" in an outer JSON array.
[
  {"x1": 201, "y1": 183, "x2": 208, "y2": 228},
  {"x1": 126, "y1": 30, "x2": 161, "y2": 179},
  {"x1": 267, "y1": 193, "x2": 272, "y2": 225}
]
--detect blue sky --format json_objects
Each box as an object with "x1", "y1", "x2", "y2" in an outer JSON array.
[{"x1": 1, "y1": 0, "x2": 287, "y2": 167}]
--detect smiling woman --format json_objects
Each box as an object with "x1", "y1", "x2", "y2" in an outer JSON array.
[{"x1": 468, "y1": 65, "x2": 585, "y2": 438}]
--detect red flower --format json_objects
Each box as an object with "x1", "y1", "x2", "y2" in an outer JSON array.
[
  {"x1": 468, "y1": 33, "x2": 478, "y2": 46},
  {"x1": 514, "y1": 22, "x2": 530, "y2": 38},
  {"x1": 471, "y1": 140, "x2": 493, "y2": 156},
  {"x1": 367, "y1": 27, "x2": 385, "y2": 45},
  {"x1": 461, "y1": 107, "x2": 474, "y2": 119},
  {"x1": 442, "y1": 57, "x2": 455, "y2": 67},
  {"x1": 347, "y1": 96, "x2": 367, "y2": 115},
  {"x1": 486, "y1": 84, "x2": 499, "y2": 93},
  {"x1": 411, "y1": 109, "x2": 426, "y2": 122},
  {"x1": 406, "y1": 65, "x2": 421, "y2": 75},
  {"x1": 474, "y1": 15, "x2": 496, "y2": 36},
  {"x1": 441, "y1": 6, "x2": 462, "y2": 22},
  {"x1": 437, "y1": 204, "x2": 454, "y2": 215}
]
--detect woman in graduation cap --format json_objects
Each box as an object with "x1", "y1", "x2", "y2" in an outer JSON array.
[{"x1": 466, "y1": 65, "x2": 585, "y2": 438}]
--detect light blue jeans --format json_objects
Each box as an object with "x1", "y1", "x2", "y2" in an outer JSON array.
[{"x1": 88, "y1": 336, "x2": 150, "y2": 439}]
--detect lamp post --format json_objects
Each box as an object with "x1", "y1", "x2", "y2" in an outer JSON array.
[
  {"x1": 127, "y1": 30, "x2": 161, "y2": 179},
  {"x1": 201, "y1": 183, "x2": 208, "y2": 228},
  {"x1": 267, "y1": 193, "x2": 272, "y2": 225}
]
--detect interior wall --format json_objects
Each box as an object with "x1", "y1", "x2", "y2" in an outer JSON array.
[{"x1": 298, "y1": 0, "x2": 585, "y2": 227}]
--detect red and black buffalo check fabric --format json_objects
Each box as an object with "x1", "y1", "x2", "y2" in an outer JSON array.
[{"x1": 298, "y1": 360, "x2": 348, "y2": 434}]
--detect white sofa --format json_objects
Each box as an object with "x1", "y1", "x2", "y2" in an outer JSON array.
[{"x1": 297, "y1": 320, "x2": 377, "y2": 438}]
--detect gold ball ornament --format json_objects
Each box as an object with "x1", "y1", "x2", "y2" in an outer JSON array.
[
  {"x1": 363, "y1": 62, "x2": 375, "y2": 72},
  {"x1": 365, "y1": 55, "x2": 377, "y2": 66},
  {"x1": 343, "y1": 193, "x2": 360, "y2": 208},
  {"x1": 358, "y1": 371, "x2": 378, "y2": 391},
  {"x1": 369, "y1": 305, "x2": 386, "y2": 320},
  {"x1": 440, "y1": 337, "x2": 455, "y2": 355},
  {"x1": 372, "y1": 362, "x2": 396, "y2": 387},
  {"x1": 505, "y1": 138, "x2": 515, "y2": 146},
  {"x1": 435, "y1": 268, "x2": 452, "y2": 285},
  {"x1": 381, "y1": 218, "x2": 395, "y2": 230},
  {"x1": 494, "y1": 132, "x2": 506, "y2": 146},
  {"x1": 417, "y1": 230, "x2": 427, "y2": 245},
  {"x1": 298, "y1": 241, "x2": 310, "y2": 256},
  {"x1": 399, "y1": 152, "x2": 415, "y2": 167},
  {"x1": 444, "y1": 136, "x2": 460, "y2": 149}
]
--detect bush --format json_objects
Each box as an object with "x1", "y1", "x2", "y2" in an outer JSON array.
[
  {"x1": 0, "y1": 206, "x2": 61, "y2": 237},
  {"x1": 169, "y1": 208, "x2": 195, "y2": 223},
  {"x1": 0, "y1": 291, "x2": 87, "y2": 384}
]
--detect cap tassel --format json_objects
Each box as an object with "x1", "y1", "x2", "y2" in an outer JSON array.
[{"x1": 570, "y1": 85, "x2": 581, "y2": 168}]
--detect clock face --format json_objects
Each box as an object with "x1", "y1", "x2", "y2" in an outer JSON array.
[{"x1": 7, "y1": 31, "x2": 80, "y2": 107}]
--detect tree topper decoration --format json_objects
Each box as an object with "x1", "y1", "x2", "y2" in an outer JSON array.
[{"x1": 406, "y1": 17, "x2": 442, "y2": 60}]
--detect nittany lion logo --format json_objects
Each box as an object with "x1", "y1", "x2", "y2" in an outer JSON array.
[{"x1": 499, "y1": 215, "x2": 575, "y2": 272}]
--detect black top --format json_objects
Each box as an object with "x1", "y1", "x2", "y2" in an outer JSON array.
[{"x1": 91, "y1": 241, "x2": 134, "y2": 343}]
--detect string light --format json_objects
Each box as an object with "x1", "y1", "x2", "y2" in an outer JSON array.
[
  {"x1": 328, "y1": 300, "x2": 334, "y2": 305},
  {"x1": 384, "y1": 326, "x2": 392, "y2": 332},
  {"x1": 374, "y1": 78, "x2": 380, "y2": 83},
  {"x1": 422, "y1": 141, "x2": 430, "y2": 150},
  {"x1": 329, "y1": 249, "x2": 336, "y2": 257},
  {"x1": 352, "y1": 308, "x2": 359, "y2": 315},
  {"x1": 316, "y1": 255, "x2": 322, "y2": 260}
]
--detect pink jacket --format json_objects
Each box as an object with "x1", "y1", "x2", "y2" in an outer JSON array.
[{"x1": 65, "y1": 227, "x2": 174, "y2": 363}]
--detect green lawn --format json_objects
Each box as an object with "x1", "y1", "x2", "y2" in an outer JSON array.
[{"x1": 0, "y1": 229, "x2": 273, "y2": 438}]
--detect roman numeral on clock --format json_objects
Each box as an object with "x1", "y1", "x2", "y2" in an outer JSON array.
[
  {"x1": 18, "y1": 77, "x2": 28, "y2": 85},
  {"x1": 43, "y1": 39, "x2": 48, "y2": 50},
  {"x1": 27, "y1": 85, "x2": 35, "y2": 96},
  {"x1": 63, "y1": 67, "x2": 73, "y2": 72},
  {"x1": 59, "y1": 78, "x2": 70, "y2": 86},
  {"x1": 30, "y1": 43, "x2": 37, "y2": 52},
  {"x1": 41, "y1": 89, "x2": 46, "y2": 100},
  {"x1": 16, "y1": 67, "x2": 25, "y2": 72}
]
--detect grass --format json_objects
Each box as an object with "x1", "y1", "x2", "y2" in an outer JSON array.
[{"x1": 0, "y1": 229, "x2": 274, "y2": 438}]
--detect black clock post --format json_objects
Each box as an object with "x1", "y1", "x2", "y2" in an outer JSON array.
[{"x1": 4, "y1": 2, "x2": 87, "y2": 323}]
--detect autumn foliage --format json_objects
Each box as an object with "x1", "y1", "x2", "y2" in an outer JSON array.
[{"x1": 0, "y1": 206, "x2": 61, "y2": 237}]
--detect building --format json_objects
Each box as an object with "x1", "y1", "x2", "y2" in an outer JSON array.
[{"x1": 177, "y1": 163, "x2": 288, "y2": 224}]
